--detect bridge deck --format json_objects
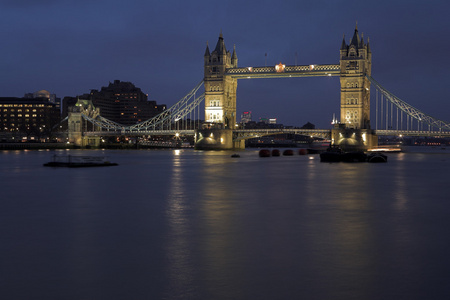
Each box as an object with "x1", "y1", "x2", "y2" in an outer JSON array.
[
  {"x1": 374, "y1": 130, "x2": 450, "y2": 137},
  {"x1": 83, "y1": 128, "x2": 450, "y2": 139},
  {"x1": 226, "y1": 64, "x2": 340, "y2": 79}
]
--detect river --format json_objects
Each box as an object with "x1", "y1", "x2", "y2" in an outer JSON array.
[{"x1": 1, "y1": 147, "x2": 450, "y2": 299}]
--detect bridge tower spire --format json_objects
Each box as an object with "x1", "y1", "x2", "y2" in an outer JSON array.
[
  {"x1": 203, "y1": 32, "x2": 238, "y2": 129},
  {"x1": 339, "y1": 25, "x2": 372, "y2": 129}
]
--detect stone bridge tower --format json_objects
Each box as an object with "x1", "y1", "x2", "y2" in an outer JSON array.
[
  {"x1": 334, "y1": 25, "x2": 377, "y2": 150},
  {"x1": 339, "y1": 25, "x2": 372, "y2": 129},
  {"x1": 68, "y1": 99, "x2": 101, "y2": 147},
  {"x1": 204, "y1": 33, "x2": 238, "y2": 129}
]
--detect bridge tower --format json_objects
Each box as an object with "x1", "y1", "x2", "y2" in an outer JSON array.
[
  {"x1": 68, "y1": 99, "x2": 101, "y2": 147},
  {"x1": 333, "y1": 25, "x2": 377, "y2": 150},
  {"x1": 339, "y1": 25, "x2": 372, "y2": 129},
  {"x1": 203, "y1": 33, "x2": 238, "y2": 128},
  {"x1": 195, "y1": 33, "x2": 241, "y2": 150}
]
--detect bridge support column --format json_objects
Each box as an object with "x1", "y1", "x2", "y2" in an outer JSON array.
[
  {"x1": 82, "y1": 136, "x2": 101, "y2": 148},
  {"x1": 233, "y1": 139, "x2": 245, "y2": 150},
  {"x1": 331, "y1": 127, "x2": 378, "y2": 151},
  {"x1": 195, "y1": 128, "x2": 234, "y2": 150},
  {"x1": 68, "y1": 109, "x2": 83, "y2": 146}
]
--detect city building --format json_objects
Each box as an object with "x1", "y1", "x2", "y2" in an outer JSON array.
[
  {"x1": 259, "y1": 117, "x2": 269, "y2": 124},
  {"x1": 240, "y1": 111, "x2": 252, "y2": 123},
  {"x1": 0, "y1": 97, "x2": 60, "y2": 141},
  {"x1": 24, "y1": 90, "x2": 61, "y2": 114},
  {"x1": 65, "y1": 80, "x2": 166, "y2": 125}
]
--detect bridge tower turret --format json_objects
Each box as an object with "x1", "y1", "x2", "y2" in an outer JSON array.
[
  {"x1": 203, "y1": 33, "x2": 238, "y2": 129},
  {"x1": 339, "y1": 25, "x2": 372, "y2": 129}
]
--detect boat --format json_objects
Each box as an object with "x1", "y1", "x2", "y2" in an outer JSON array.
[
  {"x1": 319, "y1": 146, "x2": 343, "y2": 162},
  {"x1": 44, "y1": 155, "x2": 118, "y2": 167},
  {"x1": 231, "y1": 153, "x2": 240, "y2": 158},
  {"x1": 367, "y1": 152, "x2": 388, "y2": 163},
  {"x1": 320, "y1": 145, "x2": 388, "y2": 163},
  {"x1": 283, "y1": 149, "x2": 294, "y2": 156},
  {"x1": 298, "y1": 148, "x2": 308, "y2": 155},
  {"x1": 259, "y1": 149, "x2": 271, "y2": 157},
  {"x1": 341, "y1": 151, "x2": 367, "y2": 162}
]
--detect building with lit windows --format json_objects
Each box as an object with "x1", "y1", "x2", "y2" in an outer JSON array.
[
  {"x1": 24, "y1": 89, "x2": 60, "y2": 106},
  {"x1": 240, "y1": 111, "x2": 252, "y2": 123},
  {"x1": 0, "y1": 97, "x2": 60, "y2": 140},
  {"x1": 71, "y1": 80, "x2": 166, "y2": 125}
]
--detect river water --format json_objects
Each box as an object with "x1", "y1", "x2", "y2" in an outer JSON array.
[{"x1": 1, "y1": 147, "x2": 450, "y2": 299}]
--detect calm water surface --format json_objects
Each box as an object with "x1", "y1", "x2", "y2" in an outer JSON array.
[{"x1": 1, "y1": 147, "x2": 450, "y2": 299}]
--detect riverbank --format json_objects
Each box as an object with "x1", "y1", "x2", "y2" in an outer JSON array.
[{"x1": 0, "y1": 143, "x2": 75, "y2": 150}]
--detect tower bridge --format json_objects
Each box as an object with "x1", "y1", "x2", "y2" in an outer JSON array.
[{"x1": 68, "y1": 26, "x2": 450, "y2": 149}]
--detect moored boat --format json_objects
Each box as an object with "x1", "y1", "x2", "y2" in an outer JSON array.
[
  {"x1": 283, "y1": 149, "x2": 294, "y2": 156},
  {"x1": 319, "y1": 146, "x2": 343, "y2": 162},
  {"x1": 298, "y1": 148, "x2": 308, "y2": 155},
  {"x1": 341, "y1": 151, "x2": 367, "y2": 162},
  {"x1": 259, "y1": 149, "x2": 271, "y2": 157}
]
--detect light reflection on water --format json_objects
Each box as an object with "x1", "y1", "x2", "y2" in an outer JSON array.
[{"x1": 1, "y1": 148, "x2": 450, "y2": 299}]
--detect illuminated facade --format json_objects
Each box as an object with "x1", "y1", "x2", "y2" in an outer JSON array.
[
  {"x1": 339, "y1": 25, "x2": 372, "y2": 129},
  {"x1": 0, "y1": 97, "x2": 60, "y2": 138},
  {"x1": 241, "y1": 111, "x2": 252, "y2": 123},
  {"x1": 68, "y1": 99, "x2": 100, "y2": 146},
  {"x1": 204, "y1": 33, "x2": 238, "y2": 128}
]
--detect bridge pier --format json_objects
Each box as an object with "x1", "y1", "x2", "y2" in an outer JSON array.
[
  {"x1": 331, "y1": 127, "x2": 378, "y2": 151},
  {"x1": 194, "y1": 128, "x2": 237, "y2": 150}
]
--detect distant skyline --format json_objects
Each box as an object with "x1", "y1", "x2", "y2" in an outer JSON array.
[{"x1": 1, "y1": 0, "x2": 450, "y2": 128}]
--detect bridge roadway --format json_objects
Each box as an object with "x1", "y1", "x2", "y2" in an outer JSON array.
[
  {"x1": 83, "y1": 129, "x2": 331, "y2": 139},
  {"x1": 84, "y1": 128, "x2": 450, "y2": 139},
  {"x1": 225, "y1": 64, "x2": 340, "y2": 79}
]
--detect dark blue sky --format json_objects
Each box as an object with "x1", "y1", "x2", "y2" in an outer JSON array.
[{"x1": 1, "y1": 0, "x2": 449, "y2": 128}]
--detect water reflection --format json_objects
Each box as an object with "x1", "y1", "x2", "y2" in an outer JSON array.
[
  {"x1": 3, "y1": 149, "x2": 449, "y2": 299},
  {"x1": 303, "y1": 164, "x2": 375, "y2": 298},
  {"x1": 165, "y1": 150, "x2": 196, "y2": 298},
  {"x1": 197, "y1": 153, "x2": 244, "y2": 298}
]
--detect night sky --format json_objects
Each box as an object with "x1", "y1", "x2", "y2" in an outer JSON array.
[{"x1": 1, "y1": 0, "x2": 449, "y2": 128}]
